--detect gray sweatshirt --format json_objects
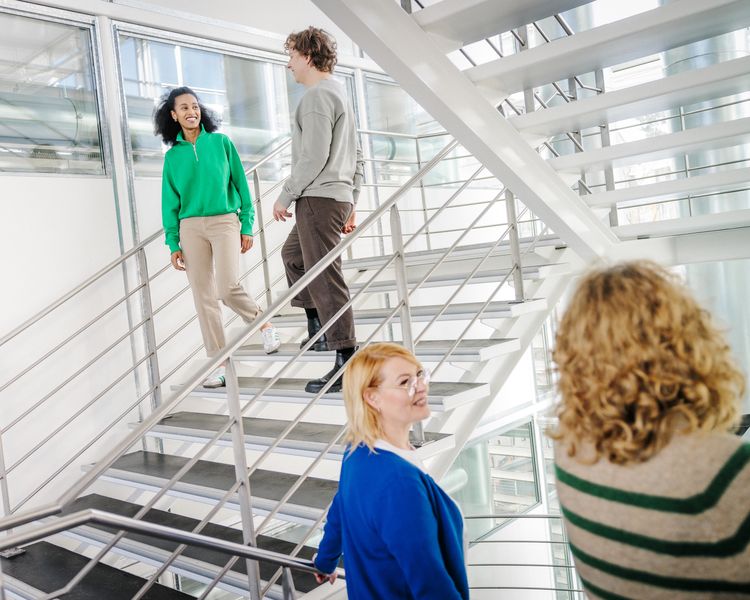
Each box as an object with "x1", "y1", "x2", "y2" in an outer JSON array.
[{"x1": 277, "y1": 78, "x2": 364, "y2": 209}]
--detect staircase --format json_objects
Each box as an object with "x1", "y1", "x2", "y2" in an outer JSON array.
[{"x1": 3, "y1": 1, "x2": 749, "y2": 597}]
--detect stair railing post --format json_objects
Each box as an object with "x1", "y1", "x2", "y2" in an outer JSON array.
[
  {"x1": 390, "y1": 205, "x2": 425, "y2": 445},
  {"x1": 252, "y1": 170, "x2": 274, "y2": 309},
  {"x1": 0, "y1": 432, "x2": 10, "y2": 520},
  {"x1": 136, "y1": 248, "x2": 162, "y2": 410},
  {"x1": 505, "y1": 190, "x2": 525, "y2": 302},
  {"x1": 281, "y1": 567, "x2": 297, "y2": 600},
  {"x1": 225, "y1": 359, "x2": 262, "y2": 600}
]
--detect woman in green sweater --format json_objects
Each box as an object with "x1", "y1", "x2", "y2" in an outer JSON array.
[
  {"x1": 155, "y1": 87, "x2": 280, "y2": 388},
  {"x1": 552, "y1": 261, "x2": 749, "y2": 599}
]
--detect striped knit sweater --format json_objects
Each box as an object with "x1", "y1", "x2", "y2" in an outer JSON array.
[{"x1": 554, "y1": 432, "x2": 750, "y2": 599}]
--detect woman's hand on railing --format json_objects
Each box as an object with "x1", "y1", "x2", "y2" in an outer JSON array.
[{"x1": 314, "y1": 571, "x2": 338, "y2": 585}]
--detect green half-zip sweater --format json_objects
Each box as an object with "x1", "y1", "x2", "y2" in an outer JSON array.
[{"x1": 161, "y1": 127, "x2": 254, "y2": 253}]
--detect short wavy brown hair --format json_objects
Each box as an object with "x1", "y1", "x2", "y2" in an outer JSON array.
[
  {"x1": 284, "y1": 27, "x2": 337, "y2": 73},
  {"x1": 551, "y1": 261, "x2": 743, "y2": 465}
]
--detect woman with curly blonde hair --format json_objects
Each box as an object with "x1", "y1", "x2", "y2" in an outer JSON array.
[{"x1": 552, "y1": 261, "x2": 749, "y2": 599}]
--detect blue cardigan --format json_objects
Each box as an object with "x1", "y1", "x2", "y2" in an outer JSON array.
[{"x1": 314, "y1": 444, "x2": 469, "y2": 600}]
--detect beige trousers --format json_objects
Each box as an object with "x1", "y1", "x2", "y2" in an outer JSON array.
[{"x1": 180, "y1": 213, "x2": 261, "y2": 357}]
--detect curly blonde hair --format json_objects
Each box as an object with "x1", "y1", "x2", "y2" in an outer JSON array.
[{"x1": 551, "y1": 261, "x2": 744, "y2": 465}]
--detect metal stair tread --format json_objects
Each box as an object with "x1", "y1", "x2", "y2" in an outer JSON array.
[
  {"x1": 465, "y1": 0, "x2": 750, "y2": 97},
  {"x1": 509, "y1": 54, "x2": 750, "y2": 138},
  {"x1": 148, "y1": 412, "x2": 449, "y2": 455},
  {"x1": 235, "y1": 337, "x2": 521, "y2": 363},
  {"x1": 57, "y1": 494, "x2": 319, "y2": 594},
  {"x1": 0, "y1": 540, "x2": 193, "y2": 600},
  {"x1": 342, "y1": 236, "x2": 563, "y2": 271},
  {"x1": 347, "y1": 263, "x2": 560, "y2": 294},
  {"x1": 100, "y1": 451, "x2": 337, "y2": 518},
  {"x1": 181, "y1": 377, "x2": 489, "y2": 413},
  {"x1": 265, "y1": 301, "x2": 545, "y2": 330},
  {"x1": 413, "y1": 0, "x2": 592, "y2": 51},
  {"x1": 548, "y1": 116, "x2": 750, "y2": 173}
]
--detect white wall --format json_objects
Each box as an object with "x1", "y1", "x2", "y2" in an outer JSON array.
[{"x1": 0, "y1": 175, "x2": 143, "y2": 511}]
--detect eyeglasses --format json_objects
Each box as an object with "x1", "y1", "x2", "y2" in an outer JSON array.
[{"x1": 376, "y1": 369, "x2": 431, "y2": 398}]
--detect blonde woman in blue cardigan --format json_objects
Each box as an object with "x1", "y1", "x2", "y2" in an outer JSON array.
[{"x1": 313, "y1": 343, "x2": 469, "y2": 599}]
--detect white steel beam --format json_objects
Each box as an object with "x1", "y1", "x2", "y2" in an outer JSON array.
[
  {"x1": 467, "y1": 0, "x2": 750, "y2": 101},
  {"x1": 510, "y1": 55, "x2": 750, "y2": 138},
  {"x1": 312, "y1": 0, "x2": 618, "y2": 261},
  {"x1": 586, "y1": 168, "x2": 750, "y2": 208},
  {"x1": 413, "y1": 0, "x2": 593, "y2": 52},
  {"x1": 549, "y1": 117, "x2": 750, "y2": 173}
]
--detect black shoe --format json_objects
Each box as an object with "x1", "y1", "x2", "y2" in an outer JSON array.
[
  {"x1": 299, "y1": 316, "x2": 329, "y2": 352},
  {"x1": 305, "y1": 347, "x2": 355, "y2": 394}
]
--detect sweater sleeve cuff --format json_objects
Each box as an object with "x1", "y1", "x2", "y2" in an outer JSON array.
[
  {"x1": 277, "y1": 190, "x2": 296, "y2": 209},
  {"x1": 167, "y1": 239, "x2": 181, "y2": 254}
]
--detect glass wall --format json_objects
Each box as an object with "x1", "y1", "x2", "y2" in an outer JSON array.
[
  {"x1": 445, "y1": 421, "x2": 541, "y2": 541},
  {"x1": 0, "y1": 11, "x2": 104, "y2": 174},
  {"x1": 119, "y1": 32, "x2": 355, "y2": 178}
]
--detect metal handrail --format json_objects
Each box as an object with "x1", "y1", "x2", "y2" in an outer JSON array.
[{"x1": 0, "y1": 508, "x2": 339, "y2": 597}]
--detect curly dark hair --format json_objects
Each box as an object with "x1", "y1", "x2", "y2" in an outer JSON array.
[
  {"x1": 284, "y1": 27, "x2": 337, "y2": 73},
  {"x1": 153, "y1": 86, "x2": 220, "y2": 146}
]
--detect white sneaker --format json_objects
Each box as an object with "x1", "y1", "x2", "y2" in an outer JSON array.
[
  {"x1": 262, "y1": 325, "x2": 282, "y2": 354},
  {"x1": 202, "y1": 366, "x2": 226, "y2": 388}
]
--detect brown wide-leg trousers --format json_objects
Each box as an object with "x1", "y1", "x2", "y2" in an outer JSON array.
[{"x1": 281, "y1": 196, "x2": 356, "y2": 350}]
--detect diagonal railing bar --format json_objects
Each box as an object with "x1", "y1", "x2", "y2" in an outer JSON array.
[
  {"x1": 404, "y1": 190, "x2": 510, "y2": 297},
  {"x1": 13, "y1": 379, "x2": 161, "y2": 513},
  {"x1": 0, "y1": 283, "x2": 147, "y2": 396},
  {"x1": 0, "y1": 229, "x2": 162, "y2": 349},
  {"x1": 413, "y1": 206, "x2": 530, "y2": 345},
  {"x1": 430, "y1": 223, "x2": 550, "y2": 378},
  {"x1": 403, "y1": 164, "x2": 486, "y2": 248},
  {"x1": 4, "y1": 322, "x2": 151, "y2": 472},
  {"x1": 1, "y1": 314, "x2": 148, "y2": 436}
]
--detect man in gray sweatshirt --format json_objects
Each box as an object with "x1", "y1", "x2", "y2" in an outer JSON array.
[{"x1": 273, "y1": 27, "x2": 364, "y2": 394}]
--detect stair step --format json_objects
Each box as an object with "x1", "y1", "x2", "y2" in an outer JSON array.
[
  {"x1": 93, "y1": 452, "x2": 337, "y2": 524},
  {"x1": 466, "y1": 0, "x2": 750, "y2": 99},
  {"x1": 586, "y1": 167, "x2": 750, "y2": 208},
  {"x1": 235, "y1": 338, "x2": 522, "y2": 363},
  {"x1": 266, "y1": 300, "x2": 546, "y2": 332},
  {"x1": 0, "y1": 541, "x2": 192, "y2": 600},
  {"x1": 54, "y1": 494, "x2": 319, "y2": 595},
  {"x1": 348, "y1": 263, "x2": 561, "y2": 294},
  {"x1": 412, "y1": 0, "x2": 592, "y2": 52},
  {"x1": 510, "y1": 55, "x2": 750, "y2": 138},
  {"x1": 343, "y1": 236, "x2": 563, "y2": 271},
  {"x1": 141, "y1": 411, "x2": 453, "y2": 459},
  {"x1": 183, "y1": 377, "x2": 488, "y2": 413},
  {"x1": 549, "y1": 117, "x2": 750, "y2": 173}
]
